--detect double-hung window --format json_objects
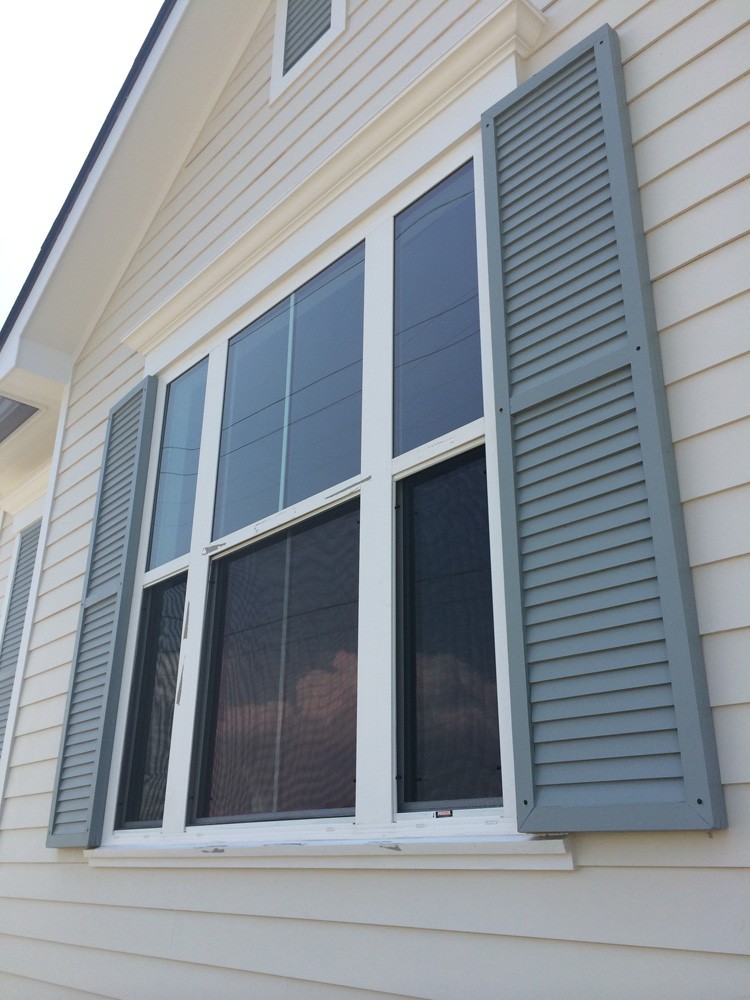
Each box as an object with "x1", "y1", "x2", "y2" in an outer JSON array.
[{"x1": 114, "y1": 160, "x2": 503, "y2": 837}]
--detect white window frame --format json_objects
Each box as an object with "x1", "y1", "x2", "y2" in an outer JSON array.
[
  {"x1": 102, "y1": 136, "x2": 521, "y2": 852},
  {"x1": 270, "y1": 0, "x2": 347, "y2": 103}
]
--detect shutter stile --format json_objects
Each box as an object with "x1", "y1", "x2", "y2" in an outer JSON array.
[
  {"x1": 283, "y1": 0, "x2": 332, "y2": 74},
  {"x1": 48, "y1": 378, "x2": 156, "y2": 847},
  {"x1": 482, "y1": 27, "x2": 726, "y2": 830},
  {"x1": 0, "y1": 522, "x2": 41, "y2": 752}
]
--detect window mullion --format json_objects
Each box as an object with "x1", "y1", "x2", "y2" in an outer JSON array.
[
  {"x1": 355, "y1": 219, "x2": 396, "y2": 829},
  {"x1": 161, "y1": 341, "x2": 228, "y2": 836}
]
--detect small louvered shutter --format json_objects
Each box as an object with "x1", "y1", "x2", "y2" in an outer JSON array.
[
  {"x1": 482, "y1": 26, "x2": 726, "y2": 831},
  {"x1": 0, "y1": 521, "x2": 41, "y2": 756},
  {"x1": 47, "y1": 377, "x2": 157, "y2": 847},
  {"x1": 283, "y1": 0, "x2": 331, "y2": 73}
]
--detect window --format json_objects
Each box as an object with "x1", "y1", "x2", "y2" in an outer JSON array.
[
  {"x1": 108, "y1": 162, "x2": 499, "y2": 837},
  {"x1": 48, "y1": 26, "x2": 726, "y2": 850}
]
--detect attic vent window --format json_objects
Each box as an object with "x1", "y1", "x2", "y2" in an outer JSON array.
[
  {"x1": 0, "y1": 397, "x2": 37, "y2": 445},
  {"x1": 283, "y1": 0, "x2": 332, "y2": 74}
]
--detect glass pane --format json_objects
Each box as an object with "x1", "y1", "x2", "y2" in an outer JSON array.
[
  {"x1": 285, "y1": 246, "x2": 364, "y2": 506},
  {"x1": 394, "y1": 161, "x2": 483, "y2": 456},
  {"x1": 398, "y1": 448, "x2": 501, "y2": 808},
  {"x1": 213, "y1": 245, "x2": 364, "y2": 540},
  {"x1": 148, "y1": 359, "x2": 208, "y2": 569},
  {"x1": 197, "y1": 500, "x2": 359, "y2": 821},
  {"x1": 118, "y1": 573, "x2": 186, "y2": 826},
  {"x1": 214, "y1": 302, "x2": 290, "y2": 538}
]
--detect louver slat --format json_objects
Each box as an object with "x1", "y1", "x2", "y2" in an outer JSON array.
[
  {"x1": 482, "y1": 26, "x2": 725, "y2": 831},
  {"x1": 47, "y1": 378, "x2": 156, "y2": 847},
  {"x1": 283, "y1": 0, "x2": 331, "y2": 74},
  {"x1": 0, "y1": 522, "x2": 41, "y2": 754}
]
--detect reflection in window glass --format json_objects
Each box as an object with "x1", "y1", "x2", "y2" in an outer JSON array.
[
  {"x1": 393, "y1": 161, "x2": 483, "y2": 456},
  {"x1": 196, "y1": 500, "x2": 359, "y2": 821},
  {"x1": 398, "y1": 448, "x2": 501, "y2": 809},
  {"x1": 118, "y1": 573, "x2": 186, "y2": 827},
  {"x1": 213, "y1": 245, "x2": 364, "y2": 539},
  {"x1": 148, "y1": 359, "x2": 208, "y2": 569}
]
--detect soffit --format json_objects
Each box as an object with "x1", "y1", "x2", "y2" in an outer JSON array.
[{"x1": 2, "y1": 0, "x2": 271, "y2": 379}]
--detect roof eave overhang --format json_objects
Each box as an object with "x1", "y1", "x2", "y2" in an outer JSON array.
[
  {"x1": 0, "y1": 0, "x2": 267, "y2": 506},
  {"x1": 0, "y1": 0, "x2": 267, "y2": 393}
]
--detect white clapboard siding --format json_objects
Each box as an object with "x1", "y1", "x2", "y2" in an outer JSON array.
[
  {"x1": 667, "y1": 354, "x2": 750, "y2": 443},
  {"x1": 674, "y1": 419, "x2": 750, "y2": 502},
  {"x1": 0, "y1": 970, "x2": 98, "y2": 1000},
  {"x1": 100, "y1": 0, "x2": 515, "y2": 340},
  {"x1": 641, "y1": 126, "x2": 750, "y2": 234},
  {"x1": 622, "y1": 0, "x2": 748, "y2": 97},
  {"x1": 1, "y1": 861, "x2": 749, "y2": 956},
  {"x1": 683, "y1": 487, "x2": 750, "y2": 568},
  {"x1": 4, "y1": 759, "x2": 55, "y2": 800},
  {"x1": 704, "y1": 629, "x2": 750, "y2": 707},
  {"x1": 647, "y1": 181, "x2": 750, "y2": 279},
  {"x1": 694, "y1": 557, "x2": 750, "y2": 635},
  {"x1": 634, "y1": 74, "x2": 750, "y2": 185},
  {"x1": 660, "y1": 292, "x2": 750, "y2": 384},
  {"x1": 0, "y1": 1, "x2": 748, "y2": 997},
  {"x1": 0, "y1": 894, "x2": 749, "y2": 1000},
  {"x1": 653, "y1": 235, "x2": 750, "y2": 330}
]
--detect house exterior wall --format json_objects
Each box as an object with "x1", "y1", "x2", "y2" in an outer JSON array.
[{"x1": 0, "y1": 1, "x2": 747, "y2": 996}]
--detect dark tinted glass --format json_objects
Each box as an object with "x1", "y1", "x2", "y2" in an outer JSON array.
[
  {"x1": 213, "y1": 245, "x2": 364, "y2": 539},
  {"x1": 118, "y1": 573, "x2": 186, "y2": 826},
  {"x1": 398, "y1": 448, "x2": 501, "y2": 808},
  {"x1": 148, "y1": 359, "x2": 208, "y2": 569},
  {"x1": 393, "y1": 162, "x2": 483, "y2": 455},
  {"x1": 196, "y1": 501, "x2": 359, "y2": 821}
]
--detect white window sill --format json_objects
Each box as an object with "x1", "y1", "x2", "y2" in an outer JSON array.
[{"x1": 85, "y1": 835, "x2": 574, "y2": 870}]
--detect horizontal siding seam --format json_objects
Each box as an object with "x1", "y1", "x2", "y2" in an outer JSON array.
[
  {"x1": 672, "y1": 415, "x2": 750, "y2": 448},
  {"x1": 648, "y1": 230, "x2": 750, "y2": 283},
  {"x1": 630, "y1": 69, "x2": 750, "y2": 147},
  {"x1": 616, "y1": 0, "x2": 716, "y2": 63},
  {"x1": 532, "y1": 0, "x2": 710, "y2": 72},
  {"x1": 0, "y1": 903, "x2": 748, "y2": 961},
  {"x1": 0, "y1": 968, "x2": 105, "y2": 1000},
  {"x1": 622, "y1": 17, "x2": 750, "y2": 103},
  {"x1": 643, "y1": 171, "x2": 750, "y2": 237},
  {"x1": 663, "y1": 349, "x2": 750, "y2": 390},
  {"x1": 656, "y1": 286, "x2": 750, "y2": 338}
]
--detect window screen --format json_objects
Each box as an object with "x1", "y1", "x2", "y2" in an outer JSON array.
[
  {"x1": 398, "y1": 448, "x2": 501, "y2": 809},
  {"x1": 195, "y1": 500, "x2": 359, "y2": 822}
]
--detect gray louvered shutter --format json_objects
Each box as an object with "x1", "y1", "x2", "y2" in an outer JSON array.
[
  {"x1": 47, "y1": 377, "x2": 157, "y2": 847},
  {"x1": 482, "y1": 26, "x2": 726, "y2": 831},
  {"x1": 0, "y1": 521, "x2": 41, "y2": 756},
  {"x1": 283, "y1": 0, "x2": 331, "y2": 73}
]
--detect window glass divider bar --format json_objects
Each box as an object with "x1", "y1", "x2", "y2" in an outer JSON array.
[{"x1": 355, "y1": 218, "x2": 397, "y2": 827}]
